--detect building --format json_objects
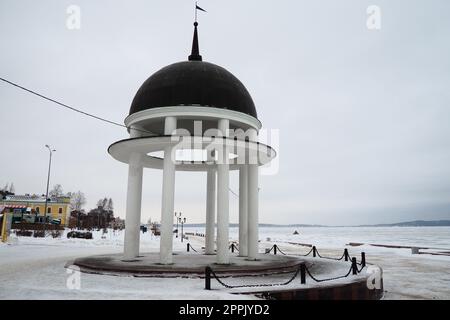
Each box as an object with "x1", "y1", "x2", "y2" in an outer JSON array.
[
  {"x1": 108, "y1": 20, "x2": 276, "y2": 264},
  {"x1": 0, "y1": 194, "x2": 71, "y2": 226},
  {"x1": 86, "y1": 206, "x2": 114, "y2": 229},
  {"x1": 109, "y1": 217, "x2": 125, "y2": 230}
]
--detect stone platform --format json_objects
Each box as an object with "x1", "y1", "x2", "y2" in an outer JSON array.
[
  {"x1": 67, "y1": 251, "x2": 384, "y2": 300},
  {"x1": 68, "y1": 252, "x2": 306, "y2": 278}
]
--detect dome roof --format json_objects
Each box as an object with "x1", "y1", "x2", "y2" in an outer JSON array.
[
  {"x1": 129, "y1": 61, "x2": 257, "y2": 118},
  {"x1": 129, "y1": 22, "x2": 257, "y2": 119}
]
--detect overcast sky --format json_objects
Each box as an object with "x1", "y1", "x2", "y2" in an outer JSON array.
[{"x1": 1, "y1": 0, "x2": 450, "y2": 225}]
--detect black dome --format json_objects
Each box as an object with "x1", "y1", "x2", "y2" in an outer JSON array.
[{"x1": 129, "y1": 61, "x2": 257, "y2": 118}]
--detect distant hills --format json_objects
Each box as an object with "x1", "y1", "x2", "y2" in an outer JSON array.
[
  {"x1": 183, "y1": 220, "x2": 450, "y2": 228},
  {"x1": 357, "y1": 220, "x2": 450, "y2": 227}
]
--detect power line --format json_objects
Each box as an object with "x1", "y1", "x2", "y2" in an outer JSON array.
[
  {"x1": 2, "y1": 77, "x2": 263, "y2": 201},
  {"x1": 0, "y1": 77, "x2": 150, "y2": 135},
  {"x1": 229, "y1": 186, "x2": 261, "y2": 197},
  {"x1": 1, "y1": 78, "x2": 260, "y2": 190},
  {"x1": 229, "y1": 187, "x2": 239, "y2": 198}
]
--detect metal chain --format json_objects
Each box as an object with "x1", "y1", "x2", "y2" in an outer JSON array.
[
  {"x1": 357, "y1": 264, "x2": 366, "y2": 273},
  {"x1": 188, "y1": 243, "x2": 199, "y2": 253},
  {"x1": 301, "y1": 247, "x2": 314, "y2": 256},
  {"x1": 315, "y1": 248, "x2": 346, "y2": 261},
  {"x1": 206, "y1": 244, "x2": 368, "y2": 289},
  {"x1": 209, "y1": 264, "x2": 302, "y2": 289},
  {"x1": 274, "y1": 245, "x2": 288, "y2": 255},
  {"x1": 305, "y1": 264, "x2": 353, "y2": 282},
  {"x1": 229, "y1": 243, "x2": 240, "y2": 252},
  {"x1": 210, "y1": 263, "x2": 356, "y2": 289},
  {"x1": 264, "y1": 245, "x2": 275, "y2": 254},
  {"x1": 216, "y1": 267, "x2": 303, "y2": 279}
]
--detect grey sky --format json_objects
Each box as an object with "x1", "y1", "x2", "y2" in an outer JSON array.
[{"x1": 1, "y1": 0, "x2": 449, "y2": 225}]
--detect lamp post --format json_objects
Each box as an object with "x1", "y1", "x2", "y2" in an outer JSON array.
[
  {"x1": 175, "y1": 212, "x2": 182, "y2": 238},
  {"x1": 179, "y1": 217, "x2": 186, "y2": 242},
  {"x1": 43, "y1": 145, "x2": 55, "y2": 234}
]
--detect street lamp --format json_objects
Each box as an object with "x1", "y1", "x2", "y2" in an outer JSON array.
[
  {"x1": 43, "y1": 145, "x2": 56, "y2": 234},
  {"x1": 175, "y1": 212, "x2": 182, "y2": 238},
  {"x1": 179, "y1": 217, "x2": 187, "y2": 242}
]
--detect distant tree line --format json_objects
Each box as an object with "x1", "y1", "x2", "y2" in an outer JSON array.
[
  {"x1": 68, "y1": 195, "x2": 116, "y2": 230},
  {"x1": 0, "y1": 182, "x2": 15, "y2": 198},
  {"x1": 2, "y1": 182, "x2": 119, "y2": 230}
]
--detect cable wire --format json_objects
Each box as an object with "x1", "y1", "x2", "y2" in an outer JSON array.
[
  {"x1": 228, "y1": 187, "x2": 239, "y2": 197},
  {"x1": 0, "y1": 77, "x2": 150, "y2": 135}
]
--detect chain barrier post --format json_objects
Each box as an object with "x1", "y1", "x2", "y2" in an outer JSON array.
[
  {"x1": 187, "y1": 243, "x2": 190, "y2": 252},
  {"x1": 313, "y1": 246, "x2": 317, "y2": 257},
  {"x1": 344, "y1": 248, "x2": 349, "y2": 261},
  {"x1": 361, "y1": 252, "x2": 366, "y2": 268},
  {"x1": 274, "y1": 244, "x2": 277, "y2": 255},
  {"x1": 351, "y1": 257, "x2": 358, "y2": 275},
  {"x1": 205, "y1": 267, "x2": 211, "y2": 290},
  {"x1": 231, "y1": 243, "x2": 235, "y2": 253},
  {"x1": 300, "y1": 264, "x2": 306, "y2": 284}
]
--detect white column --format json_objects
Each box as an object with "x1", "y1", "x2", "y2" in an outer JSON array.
[
  {"x1": 159, "y1": 116, "x2": 177, "y2": 264},
  {"x1": 238, "y1": 166, "x2": 248, "y2": 257},
  {"x1": 205, "y1": 151, "x2": 216, "y2": 255},
  {"x1": 123, "y1": 152, "x2": 144, "y2": 260},
  {"x1": 216, "y1": 119, "x2": 230, "y2": 264},
  {"x1": 247, "y1": 129, "x2": 259, "y2": 260}
]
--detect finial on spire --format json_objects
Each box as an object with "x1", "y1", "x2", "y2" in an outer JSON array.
[
  {"x1": 189, "y1": 2, "x2": 206, "y2": 61},
  {"x1": 188, "y1": 21, "x2": 202, "y2": 61}
]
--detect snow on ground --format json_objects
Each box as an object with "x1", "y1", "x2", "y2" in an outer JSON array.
[
  {"x1": 0, "y1": 230, "x2": 251, "y2": 300},
  {"x1": 254, "y1": 227, "x2": 450, "y2": 300},
  {"x1": 1, "y1": 227, "x2": 449, "y2": 300}
]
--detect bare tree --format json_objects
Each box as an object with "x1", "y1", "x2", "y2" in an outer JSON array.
[
  {"x1": 70, "y1": 191, "x2": 86, "y2": 211},
  {"x1": 3, "y1": 183, "x2": 9, "y2": 192},
  {"x1": 105, "y1": 198, "x2": 114, "y2": 212},
  {"x1": 9, "y1": 183, "x2": 15, "y2": 194},
  {"x1": 49, "y1": 184, "x2": 63, "y2": 197},
  {"x1": 102, "y1": 197, "x2": 108, "y2": 209},
  {"x1": 96, "y1": 198, "x2": 104, "y2": 208}
]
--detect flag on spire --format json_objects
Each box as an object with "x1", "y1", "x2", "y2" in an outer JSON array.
[
  {"x1": 196, "y1": 5, "x2": 207, "y2": 13},
  {"x1": 194, "y1": 2, "x2": 206, "y2": 23}
]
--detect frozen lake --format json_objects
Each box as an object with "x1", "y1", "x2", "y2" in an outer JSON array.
[
  {"x1": 184, "y1": 226, "x2": 450, "y2": 250},
  {"x1": 1, "y1": 226, "x2": 449, "y2": 300}
]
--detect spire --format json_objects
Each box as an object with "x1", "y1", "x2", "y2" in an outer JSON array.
[{"x1": 188, "y1": 22, "x2": 202, "y2": 61}]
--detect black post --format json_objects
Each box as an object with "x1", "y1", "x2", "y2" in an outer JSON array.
[
  {"x1": 300, "y1": 264, "x2": 306, "y2": 284},
  {"x1": 181, "y1": 217, "x2": 186, "y2": 242},
  {"x1": 274, "y1": 245, "x2": 277, "y2": 255},
  {"x1": 176, "y1": 213, "x2": 179, "y2": 238},
  {"x1": 351, "y1": 257, "x2": 358, "y2": 275},
  {"x1": 231, "y1": 243, "x2": 234, "y2": 253},
  {"x1": 313, "y1": 246, "x2": 316, "y2": 257},
  {"x1": 344, "y1": 248, "x2": 349, "y2": 261},
  {"x1": 187, "y1": 243, "x2": 190, "y2": 252},
  {"x1": 205, "y1": 267, "x2": 211, "y2": 290},
  {"x1": 181, "y1": 221, "x2": 184, "y2": 243},
  {"x1": 361, "y1": 252, "x2": 366, "y2": 268}
]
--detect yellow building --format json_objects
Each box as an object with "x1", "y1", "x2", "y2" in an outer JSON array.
[{"x1": 0, "y1": 194, "x2": 71, "y2": 226}]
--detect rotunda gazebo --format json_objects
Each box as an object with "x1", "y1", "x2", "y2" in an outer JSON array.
[{"x1": 108, "y1": 22, "x2": 276, "y2": 265}]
